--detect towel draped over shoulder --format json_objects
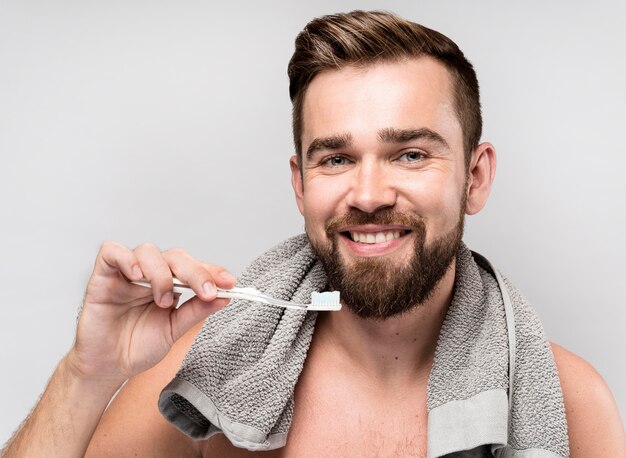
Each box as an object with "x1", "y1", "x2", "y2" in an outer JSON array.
[{"x1": 158, "y1": 234, "x2": 569, "y2": 457}]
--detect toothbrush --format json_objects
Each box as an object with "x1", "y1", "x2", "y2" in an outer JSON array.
[{"x1": 130, "y1": 277, "x2": 341, "y2": 311}]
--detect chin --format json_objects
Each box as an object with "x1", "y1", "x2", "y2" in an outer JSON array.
[{"x1": 307, "y1": 208, "x2": 464, "y2": 320}]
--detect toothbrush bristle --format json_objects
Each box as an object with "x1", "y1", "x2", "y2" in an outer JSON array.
[{"x1": 310, "y1": 291, "x2": 341, "y2": 310}]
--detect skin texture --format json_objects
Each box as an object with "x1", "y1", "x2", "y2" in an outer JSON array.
[
  {"x1": 2, "y1": 58, "x2": 624, "y2": 457},
  {"x1": 551, "y1": 343, "x2": 625, "y2": 456}
]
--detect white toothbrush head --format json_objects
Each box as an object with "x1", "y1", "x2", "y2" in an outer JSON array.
[{"x1": 308, "y1": 291, "x2": 342, "y2": 311}]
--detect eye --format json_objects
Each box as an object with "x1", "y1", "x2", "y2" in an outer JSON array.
[
  {"x1": 397, "y1": 150, "x2": 425, "y2": 163},
  {"x1": 322, "y1": 155, "x2": 350, "y2": 167}
]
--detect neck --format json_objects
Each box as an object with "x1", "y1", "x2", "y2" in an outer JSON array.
[{"x1": 315, "y1": 260, "x2": 456, "y2": 384}]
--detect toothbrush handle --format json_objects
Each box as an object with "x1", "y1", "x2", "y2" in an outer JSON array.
[
  {"x1": 216, "y1": 289, "x2": 308, "y2": 310},
  {"x1": 130, "y1": 280, "x2": 309, "y2": 310}
]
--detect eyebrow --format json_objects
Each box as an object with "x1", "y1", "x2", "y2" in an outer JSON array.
[
  {"x1": 305, "y1": 133, "x2": 352, "y2": 161},
  {"x1": 377, "y1": 127, "x2": 450, "y2": 149},
  {"x1": 304, "y1": 127, "x2": 450, "y2": 162}
]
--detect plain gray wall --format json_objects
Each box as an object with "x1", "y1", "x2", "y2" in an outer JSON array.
[{"x1": 1, "y1": 0, "x2": 624, "y2": 444}]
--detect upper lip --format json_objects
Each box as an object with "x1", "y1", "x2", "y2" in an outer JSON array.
[{"x1": 339, "y1": 224, "x2": 412, "y2": 233}]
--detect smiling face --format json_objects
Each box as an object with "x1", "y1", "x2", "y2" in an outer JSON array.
[{"x1": 291, "y1": 57, "x2": 471, "y2": 318}]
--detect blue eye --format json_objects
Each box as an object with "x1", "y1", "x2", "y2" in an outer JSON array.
[{"x1": 398, "y1": 151, "x2": 425, "y2": 162}]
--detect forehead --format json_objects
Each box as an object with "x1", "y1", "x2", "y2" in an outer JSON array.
[{"x1": 301, "y1": 57, "x2": 463, "y2": 153}]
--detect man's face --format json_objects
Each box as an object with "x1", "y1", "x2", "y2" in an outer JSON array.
[{"x1": 291, "y1": 57, "x2": 469, "y2": 319}]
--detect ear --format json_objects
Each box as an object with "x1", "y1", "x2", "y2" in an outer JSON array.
[
  {"x1": 290, "y1": 155, "x2": 305, "y2": 215},
  {"x1": 465, "y1": 142, "x2": 496, "y2": 215}
]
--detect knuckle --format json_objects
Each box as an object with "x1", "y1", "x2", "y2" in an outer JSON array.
[
  {"x1": 195, "y1": 265, "x2": 212, "y2": 282},
  {"x1": 138, "y1": 242, "x2": 158, "y2": 251},
  {"x1": 166, "y1": 247, "x2": 187, "y2": 258},
  {"x1": 201, "y1": 261, "x2": 220, "y2": 270},
  {"x1": 145, "y1": 258, "x2": 170, "y2": 277},
  {"x1": 207, "y1": 264, "x2": 226, "y2": 275},
  {"x1": 100, "y1": 240, "x2": 119, "y2": 252},
  {"x1": 156, "y1": 261, "x2": 173, "y2": 276}
]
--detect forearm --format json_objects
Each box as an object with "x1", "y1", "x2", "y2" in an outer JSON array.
[{"x1": 1, "y1": 354, "x2": 124, "y2": 458}]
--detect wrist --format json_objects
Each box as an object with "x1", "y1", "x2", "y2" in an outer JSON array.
[{"x1": 62, "y1": 350, "x2": 126, "y2": 395}]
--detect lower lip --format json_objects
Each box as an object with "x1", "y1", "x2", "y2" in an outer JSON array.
[{"x1": 340, "y1": 233, "x2": 411, "y2": 257}]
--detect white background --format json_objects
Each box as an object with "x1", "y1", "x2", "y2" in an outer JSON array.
[{"x1": 1, "y1": 0, "x2": 624, "y2": 444}]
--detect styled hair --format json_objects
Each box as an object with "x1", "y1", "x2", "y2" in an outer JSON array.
[{"x1": 288, "y1": 10, "x2": 482, "y2": 168}]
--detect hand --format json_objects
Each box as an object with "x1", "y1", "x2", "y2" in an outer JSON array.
[{"x1": 67, "y1": 241, "x2": 236, "y2": 385}]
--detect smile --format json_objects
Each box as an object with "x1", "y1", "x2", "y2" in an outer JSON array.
[{"x1": 346, "y1": 230, "x2": 409, "y2": 244}]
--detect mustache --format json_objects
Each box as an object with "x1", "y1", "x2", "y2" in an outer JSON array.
[{"x1": 325, "y1": 208, "x2": 424, "y2": 237}]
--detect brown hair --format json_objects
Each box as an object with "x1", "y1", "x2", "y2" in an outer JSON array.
[{"x1": 288, "y1": 10, "x2": 481, "y2": 169}]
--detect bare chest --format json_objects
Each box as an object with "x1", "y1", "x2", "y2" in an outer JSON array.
[
  {"x1": 201, "y1": 384, "x2": 428, "y2": 457},
  {"x1": 201, "y1": 354, "x2": 429, "y2": 457},
  {"x1": 281, "y1": 376, "x2": 428, "y2": 457}
]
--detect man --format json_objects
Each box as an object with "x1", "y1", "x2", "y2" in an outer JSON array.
[{"x1": 2, "y1": 10, "x2": 624, "y2": 457}]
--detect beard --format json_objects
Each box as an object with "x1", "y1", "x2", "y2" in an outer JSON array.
[{"x1": 308, "y1": 207, "x2": 465, "y2": 320}]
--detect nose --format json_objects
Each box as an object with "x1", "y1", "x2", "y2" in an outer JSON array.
[{"x1": 345, "y1": 161, "x2": 397, "y2": 214}]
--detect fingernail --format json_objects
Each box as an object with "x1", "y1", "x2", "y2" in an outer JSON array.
[
  {"x1": 132, "y1": 265, "x2": 143, "y2": 279},
  {"x1": 203, "y1": 282, "x2": 216, "y2": 297},
  {"x1": 219, "y1": 271, "x2": 236, "y2": 282},
  {"x1": 161, "y1": 292, "x2": 173, "y2": 306}
]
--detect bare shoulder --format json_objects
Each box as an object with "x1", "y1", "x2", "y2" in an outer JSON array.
[
  {"x1": 550, "y1": 342, "x2": 625, "y2": 456},
  {"x1": 85, "y1": 321, "x2": 205, "y2": 458}
]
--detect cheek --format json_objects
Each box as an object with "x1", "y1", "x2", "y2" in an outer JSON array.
[
  {"x1": 431, "y1": 178, "x2": 466, "y2": 232},
  {"x1": 399, "y1": 170, "x2": 464, "y2": 233},
  {"x1": 404, "y1": 170, "x2": 458, "y2": 204},
  {"x1": 302, "y1": 176, "x2": 349, "y2": 228},
  {"x1": 435, "y1": 173, "x2": 464, "y2": 211}
]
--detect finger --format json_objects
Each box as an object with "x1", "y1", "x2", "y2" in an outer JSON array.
[
  {"x1": 97, "y1": 241, "x2": 143, "y2": 281},
  {"x1": 200, "y1": 262, "x2": 237, "y2": 289},
  {"x1": 163, "y1": 249, "x2": 221, "y2": 302},
  {"x1": 170, "y1": 296, "x2": 230, "y2": 342},
  {"x1": 134, "y1": 243, "x2": 173, "y2": 307}
]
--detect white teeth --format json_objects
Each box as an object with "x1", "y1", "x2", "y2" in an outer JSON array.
[{"x1": 349, "y1": 230, "x2": 403, "y2": 244}]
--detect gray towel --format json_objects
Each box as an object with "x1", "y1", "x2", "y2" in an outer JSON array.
[{"x1": 158, "y1": 234, "x2": 569, "y2": 457}]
